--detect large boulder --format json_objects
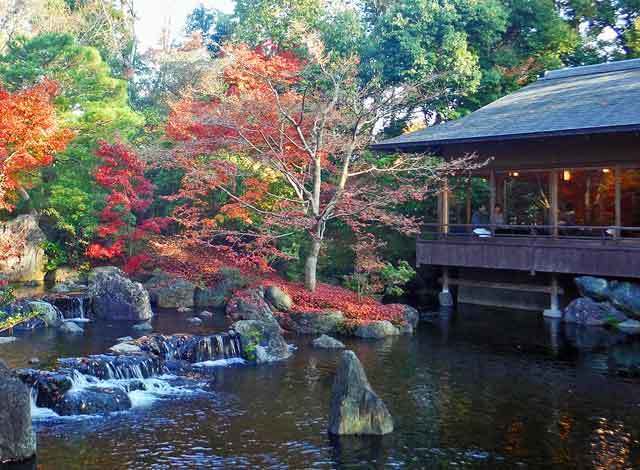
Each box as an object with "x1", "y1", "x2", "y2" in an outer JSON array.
[
  {"x1": 88, "y1": 267, "x2": 153, "y2": 321},
  {"x1": 59, "y1": 321, "x2": 84, "y2": 334},
  {"x1": 264, "y1": 286, "x2": 293, "y2": 312},
  {"x1": 25, "y1": 301, "x2": 63, "y2": 328},
  {"x1": 313, "y1": 334, "x2": 345, "y2": 349},
  {"x1": 194, "y1": 268, "x2": 249, "y2": 308},
  {"x1": 328, "y1": 350, "x2": 393, "y2": 435},
  {"x1": 563, "y1": 297, "x2": 627, "y2": 326},
  {"x1": 54, "y1": 387, "x2": 132, "y2": 416},
  {"x1": 232, "y1": 320, "x2": 291, "y2": 364},
  {"x1": 226, "y1": 288, "x2": 277, "y2": 325},
  {"x1": 0, "y1": 215, "x2": 46, "y2": 283},
  {"x1": 355, "y1": 321, "x2": 400, "y2": 339},
  {"x1": 15, "y1": 369, "x2": 72, "y2": 409},
  {"x1": 145, "y1": 273, "x2": 195, "y2": 309},
  {"x1": 278, "y1": 310, "x2": 346, "y2": 335},
  {"x1": 0, "y1": 362, "x2": 36, "y2": 463},
  {"x1": 609, "y1": 281, "x2": 640, "y2": 318},
  {"x1": 575, "y1": 276, "x2": 611, "y2": 301}
]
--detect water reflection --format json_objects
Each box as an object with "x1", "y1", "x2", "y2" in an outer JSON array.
[{"x1": 3, "y1": 306, "x2": 640, "y2": 468}]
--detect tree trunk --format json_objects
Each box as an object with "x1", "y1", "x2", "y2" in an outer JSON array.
[{"x1": 305, "y1": 237, "x2": 321, "y2": 292}]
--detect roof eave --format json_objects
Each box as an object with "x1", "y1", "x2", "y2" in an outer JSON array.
[{"x1": 371, "y1": 123, "x2": 640, "y2": 152}]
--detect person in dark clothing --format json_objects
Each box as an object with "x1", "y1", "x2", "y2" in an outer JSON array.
[{"x1": 471, "y1": 205, "x2": 489, "y2": 226}]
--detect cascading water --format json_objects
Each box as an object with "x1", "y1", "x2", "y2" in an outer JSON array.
[{"x1": 22, "y1": 332, "x2": 246, "y2": 419}]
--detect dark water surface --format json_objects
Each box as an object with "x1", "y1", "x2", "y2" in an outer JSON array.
[{"x1": 2, "y1": 306, "x2": 640, "y2": 469}]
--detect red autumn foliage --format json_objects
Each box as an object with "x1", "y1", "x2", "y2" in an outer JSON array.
[
  {"x1": 0, "y1": 79, "x2": 74, "y2": 210},
  {"x1": 165, "y1": 43, "x2": 480, "y2": 291},
  {"x1": 87, "y1": 141, "x2": 170, "y2": 273}
]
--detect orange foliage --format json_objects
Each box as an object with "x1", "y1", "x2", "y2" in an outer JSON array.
[{"x1": 0, "y1": 80, "x2": 74, "y2": 210}]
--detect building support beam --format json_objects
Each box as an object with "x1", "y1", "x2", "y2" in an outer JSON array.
[
  {"x1": 439, "y1": 266, "x2": 454, "y2": 308},
  {"x1": 615, "y1": 165, "x2": 622, "y2": 237},
  {"x1": 550, "y1": 169, "x2": 559, "y2": 238},
  {"x1": 442, "y1": 179, "x2": 450, "y2": 234},
  {"x1": 543, "y1": 273, "x2": 562, "y2": 318},
  {"x1": 466, "y1": 177, "x2": 472, "y2": 225},
  {"x1": 489, "y1": 170, "x2": 496, "y2": 226}
]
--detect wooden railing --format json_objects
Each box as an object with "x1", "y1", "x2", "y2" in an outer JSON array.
[{"x1": 421, "y1": 224, "x2": 640, "y2": 243}]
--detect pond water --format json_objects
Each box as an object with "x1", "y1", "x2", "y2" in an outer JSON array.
[{"x1": 3, "y1": 306, "x2": 640, "y2": 469}]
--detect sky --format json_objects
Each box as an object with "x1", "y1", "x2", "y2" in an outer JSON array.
[{"x1": 135, "y1": 0, "x2": 235, "y2": 51}]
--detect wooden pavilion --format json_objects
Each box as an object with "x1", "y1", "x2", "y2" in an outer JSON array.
[{"x1": 372, "y1": 58, "x2": 640, "y2": 315}]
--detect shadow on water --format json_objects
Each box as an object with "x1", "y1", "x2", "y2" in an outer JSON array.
[{"x1": 3, "y1": 305, "x2": 640, "y2": 468}]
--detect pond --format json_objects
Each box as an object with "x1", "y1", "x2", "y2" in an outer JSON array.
[{"x1": 2, "y1": 305, "x2": 640, "y2": 469}]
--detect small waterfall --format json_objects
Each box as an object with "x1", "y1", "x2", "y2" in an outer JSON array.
[
  {"x1": 59, "y1": 355, "x2": 168, "y2": 380},
  {"x1": 137, "y1": 332, "x2": 244, "y2": 363}
]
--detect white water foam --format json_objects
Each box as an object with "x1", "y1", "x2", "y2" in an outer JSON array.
[
  {"x1": 192, "y1": 357, "x2": 246, "y2": 368},
  {"x1": 30, "y1": 389, "x2": 60, "y2": 420}
]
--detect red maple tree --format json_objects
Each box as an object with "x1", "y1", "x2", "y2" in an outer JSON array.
[
  {"x1": 0, "y1": 80, "x2": 73, "y2": 211},
  {"x1": 166, "y1": 42, "x2": 480, "y2": 291},
  {"x1": 87, "y1": 140, "x2": 170, "y2": 273}
]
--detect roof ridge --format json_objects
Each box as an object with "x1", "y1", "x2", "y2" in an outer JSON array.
[{"x1": 540, "y1": 58, "x2": 640, "y2": 81}]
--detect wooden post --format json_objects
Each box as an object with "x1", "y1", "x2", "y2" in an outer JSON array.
[
  {"x1": 550, "y1": 169, "x2": 559, "y2": 238},
  {"x1": 543, "y1": 273, "x2": 562, "y2": 318},
  {"x1": 489, "y1": 170, "x2": 496, "y2": 226},
  {"x1": 442, "y1": 179, "x2": 450, "y2": 234},
  {"x1": 439, "y1": 266, "x2": 454, "y2": 308},
  {"x1": 615, "y1": 165, "x2": 622, "y2": 237},
  {"x1": 466, "y1": 177, "x2": 472, "y2": 225},
  {"x1": 437, "y1": 191, "x2": 443, "y2": 234},
  {"x1": 585, "y1": 174, "x2": 592, "y2": 225}
]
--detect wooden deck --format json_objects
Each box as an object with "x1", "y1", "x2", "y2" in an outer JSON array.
[{"x1": 417, "y1": 234, "x2": 640, "y2": 279}]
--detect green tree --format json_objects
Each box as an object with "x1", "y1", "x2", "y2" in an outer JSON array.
[{"x1": 0, "y1": 33, "x2": 144, "y2": 262}]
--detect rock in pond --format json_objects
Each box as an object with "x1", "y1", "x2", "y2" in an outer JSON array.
[
  {"x1": 0, "y1": 361, "x2": 36, "y2": 463},
  {"x1": 563, "y1": 297, "x2": 627, "y2": 326},
  {"x1": 198, "y1": 310, "x2": 214, "y2": 319},
  {"x1": 278, "y1": 310, "x2": 346, "y2": 335},
  {"x1": 575, "y1": 276, "x2": 611, "y2": 301},
  {"x1": 232, "y1": 320, "x2": 291, "y2": 364},
  {"x1": 186, "y1": 316, "x2": 203, "y2": 325},
  {"x1": 15, "y1": 369, "x2": 73, "y2": 409},
  {"x1": 355, "y1": 321, "x2": 400, "y2": 339},
  {"x1": 132, "y1": 321, "x2": 153, "y2": 332},
  {"x1": 264, "y1": 285, "x2": 293, "y2": 312},
  {"x1": 0, "y1": 337, "x2": 17, "y2": 345},
  {"x1": 328, "y1": 350, "x2": 393, "y2": 435},
  {"x1": 145, "y1": 273, "x2": 196, "y2": 309},
  {"x1": 609, "y1": 281, "x2": 640, "y2": 318},
  {"x1": 88, "y1": 267, "x2": 153, "y2": 321},
  {"x1": 617, "y1": 319, "x2": 640, "y2": 334},
  {"x1": 55, "y1": 387, "x2": 132, "y2": 416},
  {"x1": 59, "y1": 321, "x2": 84, "y2": 335},
  {"x1": 109, "y1": 342, "x2": 143, "y2": 354},
  {"x1": 313, "y1": 334, "x2": 345, "y2": 349}
]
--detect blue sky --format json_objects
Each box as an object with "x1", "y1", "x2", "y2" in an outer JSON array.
[{"x1": 135, "y1": 0, "x2": 235, "y2": 51}]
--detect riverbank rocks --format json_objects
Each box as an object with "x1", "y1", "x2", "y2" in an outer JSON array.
[
  {"x1": 328, "y1": 350, "x2": 393, "y2": 435},
  {"x1": 15, "y1": 369, "x2": 72, "y2": 409},
  {"x1": 563, "y1": 297, "x2": 627, "y2": 326},
  {"x1": 573, "y1": 277, "x2": 640, "y2": 319},
  {"x1": 109, "y1": 342, "x2": 143, "y2": 354},
  {"x1": 145, "y1": 273, "x2": 196, "y2": 309},
  {"x1": 313, "y1": 334, "x2": 345, "y2": 349},
  {"x1": 0, "y1": 361, "x2": 36, "y2": 463},
  {"x1": 264, "y1": 286, "x2": 293, "y2": 312},
  {"x1": 278, "y1": 310, "x2": 346, "y2": 335},
  {"x1": 195, "y1": 268, "x2": 249, "y2": 308},
  {"x1": 88, "y1": 267, "x2": 153, "y2": 321},
  {"x1": 0, "y1": 214, "x2": 46, "y2": 283},
  {"x1": 355, "y1": 321, "x2": 400, "y2": 339},
  {"x1": 617, "y1": 319, "x2": 640, "y2": 334},
  {"x1": 232, "y1": 320, "x2": 291, "y2": 364},
  {"x1": 6, "y1": 300, "x2": 64, "y2": 328}
]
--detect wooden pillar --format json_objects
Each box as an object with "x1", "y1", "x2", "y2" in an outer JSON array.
[
  {"x1": 615, "y1": 165, "x2": 622, "y2": 237},
  {"x1": 489, "y1": 170, "x2": 496, "y2": 226},
  {"x1": 585, "y1": 174, "x2": 592, "y2": 225},
  {"x1": 442, "y1": 179, "x2": 450, "y2": 234},
  {"x1": 550, "y1": 169, "x2": 559, "y2": 238},
  {"x1": 465, "y1": 177, "x2": 472, "y2": 225},
  {"x1": 543, "y1": 273, "x2": 562, "y2": 318},
  {"x1": 439, "y1": 266, "x2": 454, "y2": 308}
]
